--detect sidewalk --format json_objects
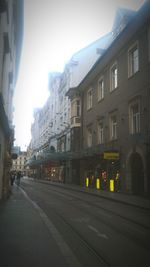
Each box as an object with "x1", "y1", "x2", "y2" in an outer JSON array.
[
  {"x1": 0, "y1": 185, "x2": 68, "y2": 267},
  {"x1": 29, "y1": 177, "x2": 150, "y2": 210}
]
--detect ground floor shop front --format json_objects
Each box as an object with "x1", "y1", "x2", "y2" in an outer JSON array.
[
  {"x1": 70, "y1": 145, "x2": 150, "y2": 197},
  {"x1": 27, "y1": 143, "x2": 150, "y2": 197}
]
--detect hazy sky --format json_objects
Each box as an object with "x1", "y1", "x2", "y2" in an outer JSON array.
[{"x1": 13, "y1": 0, "x2": 145, "y2": 150}]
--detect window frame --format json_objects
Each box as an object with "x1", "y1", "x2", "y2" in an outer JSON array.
[
  {"x1": 128, "y1": 41, "x2": 139, "y2": 77},
  {"x1": 98, "y1": 76, "x2": 104, "y2": 101},
  {"x1": 71, "y1": 98, "x2": 80, "y2": 118},
  {"x1": 110, "y1": 62, "x2": 118, "y2": 92},
  {"x1": 110, "y1": 114, "x2": 117, "y2": 140},
  {"x1": 129, "y1": 100, "x2": 141, "y2": 134},
  {"x1": 97, "y1": 120, "x2": 104, "y2": 144},
  {"x1": 87, "y1": 127, "x2": 92, "y2": 147},
  {"x1": 148, "y1": 27, "x2": 150, "y2": 62},
  {"x1": 87, "y1": 87, "x2": 93, "y2": 110}
]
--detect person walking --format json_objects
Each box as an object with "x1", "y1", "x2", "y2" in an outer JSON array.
[{"x1": 16, "y1": 171, "x2": 21, "y2": 186}]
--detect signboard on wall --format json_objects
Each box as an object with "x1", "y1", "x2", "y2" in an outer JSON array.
[{"x1": 103, "y1": 152, "x2": 119, "y2": 160}]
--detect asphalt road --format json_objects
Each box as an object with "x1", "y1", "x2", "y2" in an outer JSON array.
[{"x1": 21, "y1": 178, "x2": 150, "y2": 267}]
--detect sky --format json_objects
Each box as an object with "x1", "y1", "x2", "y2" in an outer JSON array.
[{"x1": 13, "y1": 0, "x2": 145, "y2": 151}]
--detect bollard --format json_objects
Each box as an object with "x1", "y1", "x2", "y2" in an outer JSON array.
[
  {"x1": 110, "y1": 179, "x2": 114, "y2": 192},
  {"x1": 85, "y1": 177, "x2": 89, "y2": 187},
  {"x1": 96, "y1": 178, "x2": 100, "y2": 189}
]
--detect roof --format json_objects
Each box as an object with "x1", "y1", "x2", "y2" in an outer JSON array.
[
  {"x1": 76, "y1": 0, "x2": 149, "y2": 93},
  {"x1": 67, "y1": 32, "x2": 113, "y2": 89},
  {"x1": 112, "y1": 7, "x2": 136, "y2": 32}
]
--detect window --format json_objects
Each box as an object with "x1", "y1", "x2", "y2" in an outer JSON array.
[
  {"x1": 128, "y1": 42, "x2": 139, "y2": 77},
  {"x1": 98, "y1": 77, "x2": 104, "y2": 101},
  {"x1": 129, "y1": 102, "x2": 140, "y2": 134},
  {"x1": 110, "y1": 63, "x2": 118, "y2": 91},
  {"x1": 76, "y1": 100, "x2": 80, "y2": 116},
  {"x1": 71, "y1": 98, "x2": 80, "y2": 117},
  {"x1": 98, "y1": 121, "x2": 104, "y2": 144},
  {"x1": 110, "y1": 114, "x2": 117, "y2": 140},
  {"x1": 87, "y1": 128, "x2": 92, "y2": 147},
  {"x1": 148, "y1": 28, "x2": 150, "y2": 61},
  {"x1": 87, "y1": 88, "x2": 93, "y2": 110}
]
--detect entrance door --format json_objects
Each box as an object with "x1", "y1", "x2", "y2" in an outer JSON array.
[{"x1": 130, "y1": 152, "x2": 144, "y2": 195}]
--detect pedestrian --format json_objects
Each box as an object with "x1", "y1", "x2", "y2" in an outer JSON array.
[
  {"x1": 115, "y1": 171, "x2": 120, "y2": 192},
  {"x1": 16, "y1": 171, "x2": 21, "y2": 186},
  {"x1": 10, "y1": 172, "x2": 15, "y2": 185}
]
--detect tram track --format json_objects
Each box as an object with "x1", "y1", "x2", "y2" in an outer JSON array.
[
  {"x1": 47, "y1": 205, "x2": 112, "y2": 267},
  {"x1": 21, "y1": 181, "x2": 150, "y2": 251},
  {"x1": 28, "y1": 180, "x2": 150, "y2": 230},
  {"x1": 21, "y1": 183, "x2": 112, "y2": 267},
  {"x1": 21, "y1": 180, "x2": 150, "y2": 266},
  {"x1": 43, "y1": 186, "x2": 150, "y2": 252}
]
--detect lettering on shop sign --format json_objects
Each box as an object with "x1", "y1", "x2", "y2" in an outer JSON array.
[{"x1": 103, "y1": 152, "x2": 119, "y2": 160}]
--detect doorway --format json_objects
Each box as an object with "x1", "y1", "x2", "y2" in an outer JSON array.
[{"x1": 130, "y1": 152, "x2": 144, "y2": 195}]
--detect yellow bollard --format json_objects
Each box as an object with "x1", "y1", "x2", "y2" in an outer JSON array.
[
  {"x1": 96, "y1": 178, "x2": 100, "y2": 189},
  {"x1": 86, "y1": 177, "x2": 89, "y2": 187},
  {"x1": 110, "y1": 179, "x2": 114, "y2": 192}
]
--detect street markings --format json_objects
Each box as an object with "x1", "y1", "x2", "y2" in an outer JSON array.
[
  {"x1": 71, "y1": 217, "x2": 90, "y2": 223},
  {"x1": 88, "y1": 224, "x2": 109, "y2": 240}
]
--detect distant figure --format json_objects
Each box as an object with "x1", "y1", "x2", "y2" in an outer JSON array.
[
  {"x1": 10, "y1": 172, "x2": 15, "y2": 186},
  {"x1": 16, "y1": 171, "x2": 21, "y2": 186}
]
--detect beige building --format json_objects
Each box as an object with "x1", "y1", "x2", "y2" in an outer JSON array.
[
  {"x1": 0, "y1": 0, "x2": 23, "y2": 199},
  {"x1": 12, "y1": 151, "x2": 27, "y2": 175}
]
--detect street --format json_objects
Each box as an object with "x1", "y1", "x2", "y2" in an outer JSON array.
[{"x1": 19, "y1": 178, "x2": 150, "y2": 267}]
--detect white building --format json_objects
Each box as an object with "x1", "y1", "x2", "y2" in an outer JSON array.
[
  {"x1": 30, "y1": 72, "x2": 62, "y2": 153},
  {"x1": 29, "y1": 33, "x2": 113, "y2": 182},
  {"x1": 31, "y1": 108, "x2": 40, "y2": 151},
  {"x1": 56, "y1": 32, "x2": 113, "y2": 152}
]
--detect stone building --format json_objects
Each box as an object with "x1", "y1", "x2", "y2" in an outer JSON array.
[
  {"x1": 67, "y1": 1, "x2": 150, "y2": 196},
  {"x1": 0, "y1": 0, "x2": 23, "y2": 199},
  {"x1": 12, "y1": 151, "x2": 27, "y2": 175}
]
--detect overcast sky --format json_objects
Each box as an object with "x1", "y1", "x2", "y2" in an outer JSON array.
[{"x1": 13, "y1": 0, "x2": 145, "y2": 151}]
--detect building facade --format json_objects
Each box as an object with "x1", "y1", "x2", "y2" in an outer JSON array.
[
  {"x1": 28, "y1": 1, "x2": 150, "y2": 196},
  {"x1": 68, "y1": 1, "x2": 150, "y2": 196},
  {"x1": 29, "y1": 32, "x2": 112, "y2": 182},
  {"x1": 0, "y1": 0, "x2": 23, "y2": 199},
  {"x1": 12, "y1": 151, "x2": 27, "y2": 175}
]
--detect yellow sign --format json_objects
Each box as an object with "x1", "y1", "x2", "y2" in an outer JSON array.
[
  {"x1": 96, "y1": 178, "x2": 100, "y2": 189},
  {"x1": 104, "y1": 152, "x2": 119, "y2": 160},
  {"x1": 85, "y1": 177, "x2": 89, "y2": 187},
  {"x1": 110, "y1": 179, "x2": 114, "y2": 192}
]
